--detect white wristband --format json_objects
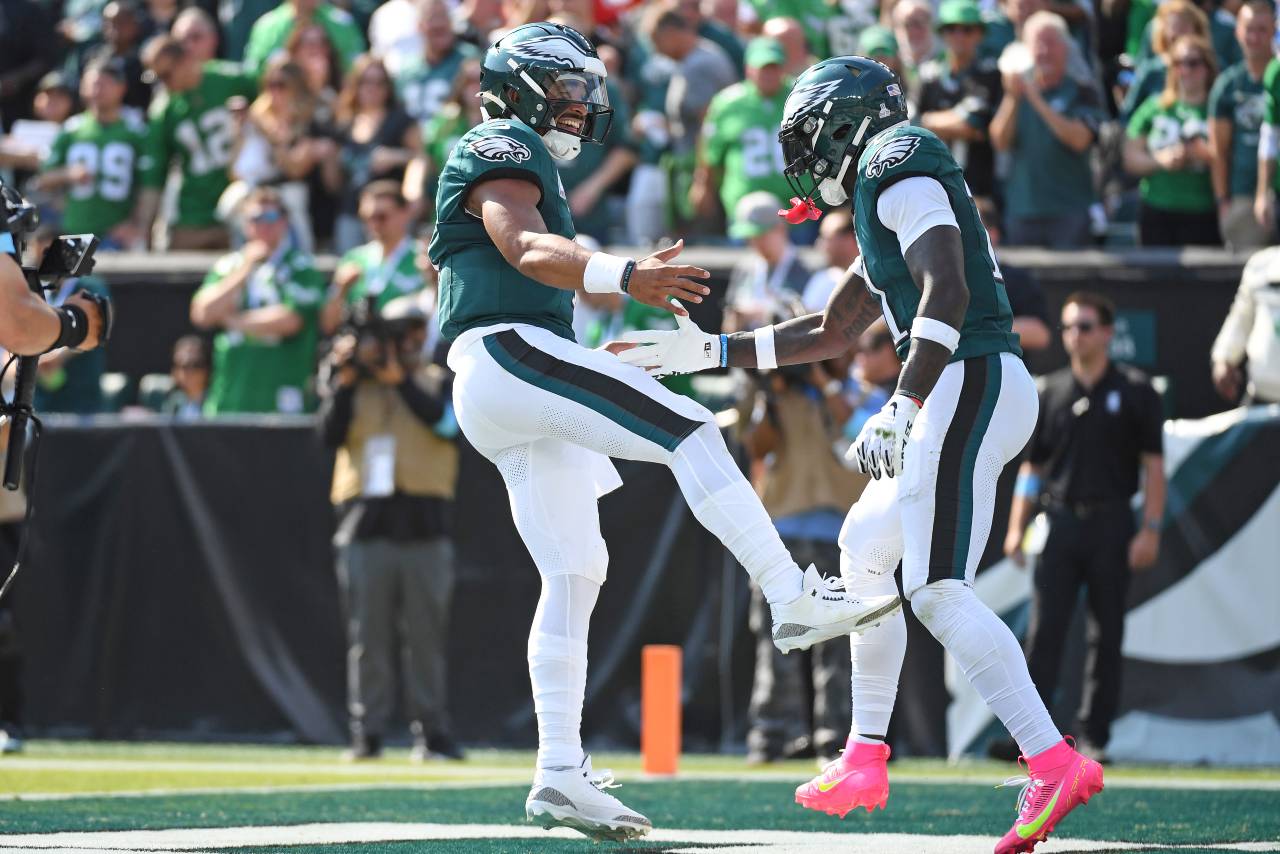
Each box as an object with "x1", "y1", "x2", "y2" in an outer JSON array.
[
  {"x1": 911, "y1": 317, "x2": 960, "y2": 354},
  {"x1": 755, "y1": 324, "x2": 777, "y2": 369},
  {"x1": 583, "y1": 251, "x2": 633, "y2": 293},
  {"x1": 1261, "y1": 123, "x2": 1278, "y2": 161}
]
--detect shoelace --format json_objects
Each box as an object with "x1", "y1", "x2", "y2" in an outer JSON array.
[
  {"x1": 813, "y1": 573, "x2": 847, "y2": 602},
  {"x1": 587, "y1": 767, "x2": 621, "y2": 791},
  {"x1": 995, "y1": 756, "x2": 1047, "y2": 821}
]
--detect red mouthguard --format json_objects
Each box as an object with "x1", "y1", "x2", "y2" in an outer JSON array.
[{"x1": 780, "y1": 196, "x2": 822, "y2": 224}]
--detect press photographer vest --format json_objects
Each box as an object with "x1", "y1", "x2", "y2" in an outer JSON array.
[{"x1": 330, "y1": 365, "x2": 459, "y2": 504}]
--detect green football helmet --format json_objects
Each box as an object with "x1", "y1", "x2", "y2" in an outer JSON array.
[
  {"x1": 478, "y1": 22, "x2": 613, "y2": 161},
  {"x1": 777, "y1": 56, "x2": 908, "y2": 216}
]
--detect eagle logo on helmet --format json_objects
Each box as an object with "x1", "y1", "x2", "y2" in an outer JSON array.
[
  {"x1": 508, "y1": 34, "x2": 591, "y2": 69},
  {"x1": 469, "y1": 135, "x2": 533, "y2": 163},
  {"x1": 782, "y1": 79, "x2": 842, "y2": 127},
  {"x1": 865, "y1": 136, "x2": 920, "y2": 178}
]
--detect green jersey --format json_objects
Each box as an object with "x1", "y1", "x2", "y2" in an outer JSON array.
[
  {"x1": 45, "y1": 111, "x2": 151, "y2": 236},
  {"x1": 143, "y1": 62, "x2": 258, "y2": 228},
  {"x1": 1208, "y1": 62, "x2": 1271, "y2": 198},
  {"x1": 243, "y1": 3, "x2": 366, "y2": 77},
  {"x1": 395, "y1": 43, "x2": 480, "y2": 124},
  {"x1": 700, "y1": 80, "x2": 793, "y2": 221},
  {"x1": 339, "y1": 237, "x2": 424, "y2": 311},
  {"x1": 1265, "y1": 57, "x2": 1280, "y2": 125},
  {"x1": 429, "y1": 119, "x2": 576, "y2": 342},
  {"x1": 197, "y1": 245, "x2": 327, "y2": 415},
  {"x1": 854, "y1": 125, "x2": 1021, "y2": 363},
  {"x1": 1005, "y1": 75, "x2": 1103, "y2": 219},
  {"x1": 1127, "y1": 96, "x2": 1213, "y2": 213}
]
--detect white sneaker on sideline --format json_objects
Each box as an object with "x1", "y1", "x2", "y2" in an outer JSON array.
[
  {"x1": 525, "y1": 754, "x2": 652, "y2": 842},
  {"x1": 771, "y1": 565, "x2": 902, "y2": 653}
]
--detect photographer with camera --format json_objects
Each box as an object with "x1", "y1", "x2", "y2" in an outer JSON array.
[
  {"x1": 0, "y1": 182, "x2": 106, "y2": 358},
  {"x1": 319, "y1": 293, "x2": 463, "y2": 763}
]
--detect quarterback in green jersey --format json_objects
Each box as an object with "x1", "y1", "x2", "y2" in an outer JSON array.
[
  {"x1": 429, "y1": 25, "x2": 900, "y2": 844},
  {"x1": 620, "y1": 56, "x2": 1102, "y2": 853}
]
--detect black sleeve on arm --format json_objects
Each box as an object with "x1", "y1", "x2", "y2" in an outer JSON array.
[
  {"x1": 397, "y1": 377, "x2": 445, "y2": 427},
  {"x1": 1137, "y1": 381, "x2": 1165, "y2": 454},
  {"x1": 318, "y1": 384, "x2": 356, "y2": 448}
]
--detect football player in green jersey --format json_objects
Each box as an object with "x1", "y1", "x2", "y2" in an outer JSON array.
[
  {"x1": 618, "y1": 57, "x2": 1102, "y2": 853},
  {"x1": 429, "y1": 24, "x2": 900, "y2": 843},
  {"x1": 137, "y1": 34, "x2": 258, "y2": 250},
  {"x1": 37, "y1": 58, "x2": 151, "y2": 249}
]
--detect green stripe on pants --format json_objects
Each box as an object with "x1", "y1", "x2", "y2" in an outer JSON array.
[{"x1": 950, "y1": 353, "x2": 1002, "y2": 578}]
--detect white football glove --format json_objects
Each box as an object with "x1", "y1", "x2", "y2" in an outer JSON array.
[
  {"x1": 848, "y1": 393, "x2": 921, "y2": 479},
  {"x1": 613, "y1": 302, "x2": 721, "y2": 376}
]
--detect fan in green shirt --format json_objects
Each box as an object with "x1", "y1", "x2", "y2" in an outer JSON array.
[
  {"x1": 322, "y1": 182, "x2": 426, "y2": 336},
  {"x1": 243, "y1": 0, "x2": 366, "y2": 78},
  {"x1": 393, "y1": 0, "x2": 480, "y2": 125},
  {"x1": 191, "y1": 188, "x2": 327, "y2": 415},
  {"x1": 138, "y1": 36, "x2": 258, "y2": 240},
  {"x1": 37, "y1": 58, "x2": 151, "y2": 248},
  {"x1": 694, "y1": 41, "x2": 793, "y2": 230}
]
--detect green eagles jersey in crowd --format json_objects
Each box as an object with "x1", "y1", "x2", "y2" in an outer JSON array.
[
  {"x1": 243, "y1": 3, "x2": 366, "y2": 77},
  {"x1": 197, "y1": 244, "x2": 327, "y2": 415},
  {"x1": 853, "y1": 125, "x2": 1021, "y2": 363},
  {"x1": 1262, "y1": 57, "x2": 1280, "y2": 151},
  {"x1": 339, "y1": 237, "x2": 424, "y2": 311},
  {"x1": 700, "y1": 80, "x2": 793, "y2": 221},
  {"x1": 396, "y1": 42, "x2": 480, "y2": 124},
  {"x1": 429, "y1": 119, "x2": 576, "y2": 342},
  {"x1": 1127, "y1": 96, "x2": 1213, "y2": 213},
  {"x1": 143, "y1": 61, "x2": 258, "y2": 228},
  {"x1": 1209, "y1": 62, "x2": 1272, "y2": 198},
  {"x1": 45, "y1": 111, "x2": 151, "y2": 236}
]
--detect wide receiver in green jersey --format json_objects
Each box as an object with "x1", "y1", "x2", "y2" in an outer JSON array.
[
  {"x1": 619, "y1": 56, "x2": 1103, "y2": 854},
  {"x1": 428, "y1": 25, "x2": 900, "y2": 844}
]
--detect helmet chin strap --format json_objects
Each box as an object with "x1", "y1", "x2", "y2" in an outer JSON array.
[
  {"x1": 818, "y1": 153, "x2": 852, "y2": 205},
  {"x1": 543, "y1": 128, "x2": 581, "y2": 161}
]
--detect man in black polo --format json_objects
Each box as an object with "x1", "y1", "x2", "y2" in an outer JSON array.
[{"x1": 998, "y1": 291, "x2": 1167, "y2": 763}]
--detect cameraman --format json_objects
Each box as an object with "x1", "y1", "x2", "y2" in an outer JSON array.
[
  {"x1": 319, "y1": 295, "x2": 463, "y2": 762},
  {"x1": 739, "y1": 342, "x2": 867, "y2": 765},
  {"x1": 0, "y1": 182, "x2": 104, "y2": 356}
]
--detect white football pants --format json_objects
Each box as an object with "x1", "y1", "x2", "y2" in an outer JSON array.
[
  {"x1": 447, "y1": 323, "x2": 805, "y2": 768},
  {"x1": 840, "y1": 352, "x2": 1060, "y2": 757}
]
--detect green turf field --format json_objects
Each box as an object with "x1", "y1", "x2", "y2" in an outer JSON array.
[{"x1": 1, "y1": 742, "x2": 1277, "y2": 853}]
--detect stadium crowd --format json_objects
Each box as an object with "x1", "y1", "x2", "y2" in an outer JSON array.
[{"x1": 1, "y1": 0, "x2": 1278, "y2": 415}]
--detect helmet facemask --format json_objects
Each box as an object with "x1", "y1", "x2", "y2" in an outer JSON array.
[
  {"x1": 779, "y1": 108, "x2": 872, "y2": 216},
  {"x1": 490, "y1": 61, "x2": 613, "y2": 162}
]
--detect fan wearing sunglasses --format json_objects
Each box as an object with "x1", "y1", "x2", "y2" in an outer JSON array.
[{"x1": 188, "y1": 186, "x2": 328, "y2": 415}]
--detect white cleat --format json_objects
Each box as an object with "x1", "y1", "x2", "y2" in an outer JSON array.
[
  {"x1": 771, "y1": 565, "x2": 902, "y2": 654},
  {"x1": 525, "y1": 754, "x2": 652, "y2": 842}
]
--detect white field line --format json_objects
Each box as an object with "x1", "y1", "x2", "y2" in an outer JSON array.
[
  {"x1": 3, "y1": 757, "x2": 1279, "y2": 793},
  {"x1": 1, "y1": 823, "x2": 1279, "y2": 853}
]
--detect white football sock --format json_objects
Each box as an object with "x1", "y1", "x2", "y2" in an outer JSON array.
[
  {"x1": 670, "y1": 423, "x2": 802, "y2": 604},
  {"x1": 910, "y1": 580, "x2": 1060, "y2": 757},
  {"x1": 845, "y1": 570, "x2": 906, "y2": 739},
  {"x1": 528, "y1": 574, "x2": 599, "y2": 769}
]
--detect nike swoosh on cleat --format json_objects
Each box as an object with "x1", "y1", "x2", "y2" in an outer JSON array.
[
  {"x1": 1016, "y1": 786, "x2": 1061, "y2": 839},
  {"x1": 816, "y1": 770, "x2": 855, "y2": 793}
]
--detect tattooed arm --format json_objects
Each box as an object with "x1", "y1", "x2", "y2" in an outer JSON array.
[
  {"x1": 895, "y1": 223, "x2": 969, "y2": 401},
  {"x1": 722, "y1": 260, "x2": 885, "y2": 367}
]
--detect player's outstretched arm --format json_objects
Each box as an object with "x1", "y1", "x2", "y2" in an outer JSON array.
[
  {"x1": 724, "y1": 259, "x2": 883, "y2": 367},
  {"x1": 470, "y1": 178, "x2": 710, "y2": 316},
  {"x1": 613, "y1": 257, "x2": 882, "y2": 375},
  {"x1": 896, "y1": 224, "x2": 969, "y2": 403}
]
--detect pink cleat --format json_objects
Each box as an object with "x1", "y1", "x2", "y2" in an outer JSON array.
[
  {"x1": 993, "y1": 738, "x2": 1105, "y2": 854},
  {"x1": 794, "y1": 739, "x2": 890, "y2": 818}
]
